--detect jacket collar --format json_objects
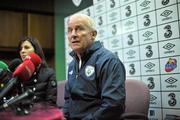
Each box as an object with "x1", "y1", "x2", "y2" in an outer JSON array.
[{"x1": 69, "y1": 41, "x2": 102, "y2": 60}]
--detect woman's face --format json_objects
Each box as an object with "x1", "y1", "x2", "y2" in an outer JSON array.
[{"x1": 20, "y1": 40, "x2": 35, "y2": 61}]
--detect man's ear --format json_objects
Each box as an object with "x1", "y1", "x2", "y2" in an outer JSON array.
[{"x1": 92, "y1": 30, "x2": 97, "y2": 39}]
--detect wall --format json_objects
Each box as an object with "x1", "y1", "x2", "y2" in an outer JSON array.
[
  {"x1": 0, "y1": 10, "x2": 54, "y2": 68},
  {"x1": 64, "y1": 0, "x2": 180, "y2": 119},
  {"x1": 54, "y1": 0, "x2": 93, "y2": 80}
]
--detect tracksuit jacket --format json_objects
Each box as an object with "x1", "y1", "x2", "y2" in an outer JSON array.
[{"x1": 63, "y1": 41, "x2": 126, "y2": 120}]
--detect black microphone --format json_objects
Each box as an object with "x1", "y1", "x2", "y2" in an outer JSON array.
[
  {"x1": 0, "y1": 89, "x2": 34, "y2": 110},
  {"x1": 0, "y1": 53, "x2": 42, "y2": 101},
  {"x1": 8, "y1": 58, "x2": 22, "y2": 73},
  {"x1": 0, "y1": 60, "x2": 22, "y2": 104},
  {"x1": 0, "y1": 59, "x2": 22, "y2": 90},
  {"x1": 0, "y1": 60, "x2": 35, "y2": 100}
]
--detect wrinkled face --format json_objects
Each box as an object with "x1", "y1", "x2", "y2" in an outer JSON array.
[
  {"x1": 20, "y1": 40, "x2": 35, "y2": 61},
  {"x1": 67, "y1": 15, "x2": 96, "y2": 54}
]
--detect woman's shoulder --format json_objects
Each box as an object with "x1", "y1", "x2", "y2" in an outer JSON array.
[{"x1": 39, "y1": 65, "x2": 55, "y2": 75}]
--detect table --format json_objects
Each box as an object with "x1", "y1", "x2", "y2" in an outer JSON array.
[{"x1": 0, "y1": 103, "x2": 64, "y2": 120}]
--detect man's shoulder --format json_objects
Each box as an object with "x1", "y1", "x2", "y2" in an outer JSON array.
[{"x1": 96, "y1": 47, "x2": 118, "y2": 59}]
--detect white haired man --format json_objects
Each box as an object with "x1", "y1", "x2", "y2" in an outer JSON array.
[{"x1": 63, "y1": 14, "x2": 126, "y2": 120}]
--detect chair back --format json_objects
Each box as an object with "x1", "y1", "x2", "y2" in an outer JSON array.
[
  {"x1": 125, "y1": 79, "x2": 150, "y2": 115},
  {"x1": 57, "y1": 80, "x2": 66, "y2": 107}
]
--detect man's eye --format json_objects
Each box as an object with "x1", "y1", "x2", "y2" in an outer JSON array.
[
  {"x1": 76, "y1": 27, "x2": 83, "y2": 31},
  {"x1": 68, "y1": 29, "x2": 72, "y2": 33}
]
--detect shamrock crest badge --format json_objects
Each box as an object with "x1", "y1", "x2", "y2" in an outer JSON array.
[{"x1": 85, "y1": 65, "x2": 95, "y2": 77}]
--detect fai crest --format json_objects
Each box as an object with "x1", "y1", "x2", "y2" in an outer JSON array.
[
  {"x1": 72, "y1": 0, "x2": 82, "y2": 7},
  {"x1": 85, "y1": 65, "x2": 95, "y2": 77}
]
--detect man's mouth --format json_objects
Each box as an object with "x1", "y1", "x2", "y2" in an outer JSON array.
[{"x1": 72, "y1": 41, "x2": 79, "y2": 43}]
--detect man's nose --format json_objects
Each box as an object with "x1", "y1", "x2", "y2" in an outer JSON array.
[{"x1": 71, "y1": 29, "x2": 77, "y2": 37}]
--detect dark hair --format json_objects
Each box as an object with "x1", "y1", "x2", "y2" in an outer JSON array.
[{"x1": 17, "y1": 36, "x2": 47, "y2": 67}]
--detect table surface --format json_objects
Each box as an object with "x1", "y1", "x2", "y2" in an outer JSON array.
[{"x1": 0, "y1": 103, "x2": 64, "y2": 120}]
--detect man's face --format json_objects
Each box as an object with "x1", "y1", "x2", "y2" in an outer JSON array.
[{"x1": 67, "y1": 16, "x2": 95, "y2": 54}]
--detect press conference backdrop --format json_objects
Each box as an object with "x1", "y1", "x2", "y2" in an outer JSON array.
[{"x1": 64, "y1": 0, "x2": 180, "y2": 119}]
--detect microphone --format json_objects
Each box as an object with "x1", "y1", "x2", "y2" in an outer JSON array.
[
  {"x1": 8, "y1": 58, "x2": 22, "y2": 73},
  {"x1": 0, "y1": 53, "x2": 41, "y2": 104},
  {"x1": 0, "y1": 61, "x2": 9, "y2": 89},
  {"x1": 0, "y1": 61, "x2": 8, "y2": 79},
  {"x1": 0, "y1": 60, "x2": 35, "y2": 100},
  {"x1": 0, "y1": 59, "x2": 21, "y2": 85},
  {"x1": 12, "y1": 59, "x2": 35, "y2": 81},
  {"x1": 0, "y1": 89, "x2": 34, "y2": 110},
  {"x1": 24, "y1": 52, "x2": 42, "y2": 67},
  {"x1": 0, "y1": 60, "x2": 21, "y2": 104},
  {"x1": 0, "y1": 61, "x2": 8, "y2": 70}
]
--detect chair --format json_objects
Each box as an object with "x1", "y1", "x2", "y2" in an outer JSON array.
[
  {"x1": 56, "y1": 79, "x2": 150, "y2": 120},
  {"x1": 120, "y1": 79, "x2": 150, "y2": 120},
  {"x1": 57, "y1": 80, "x2": 66, "y2": 108}
]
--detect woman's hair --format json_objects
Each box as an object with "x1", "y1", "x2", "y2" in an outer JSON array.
[{"x1": 17, "y1": 36, "x2": 47, "y2": 66}]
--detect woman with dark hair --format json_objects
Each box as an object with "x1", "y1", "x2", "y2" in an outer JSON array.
[
  {"x1": 14, "y1": 36, "x2": 57, "y2": 115},
  {"x1": 17, "y1": 36, "x2": 46, "y2": 65},
  {"x1": 0, "y1": 36, "x2": 63, "y2": 119}
]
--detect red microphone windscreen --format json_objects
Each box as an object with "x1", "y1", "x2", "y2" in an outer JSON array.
[
  {"x1": 25, "y1": 53, "x2": 42, "y2": 67},
  {"x1": 13, "y1": 60, "x2": 35, "y2": 81}
]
